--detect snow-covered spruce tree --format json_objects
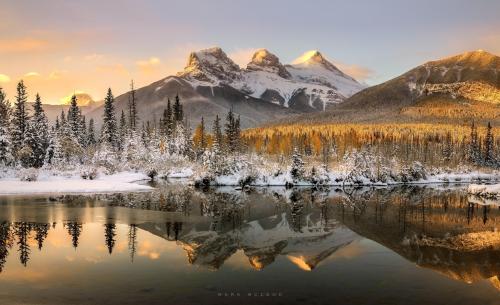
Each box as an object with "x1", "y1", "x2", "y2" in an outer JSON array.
[
  {"x1": 484, "y1": 122, "x2": 494, "y2": 166},
  {"x1": 212, "y1": 114, "x2": 223, "y2": 152},
  {"x1": 290, "y1": 148, "x2": 305, "y2": 181},
  {"x1": 45, "y1": 116, "x2": 82, "y2": 169},
  {"x1": 10, "y1": 80, "x2": 29, "y2": 159},
  {"x1": 87, "y1": 118, "x2": 96, "y2": 147},
  {"x1": 67, "y1": 95, "x2": 83, "y2": 143},
  {"x1": 80, "y1": 116, "x2": 87, "y2": 149},
  {"x1": 22, "y1": 94, "x2": 49, "y2": 168},
  {"x1": 128, "y1": 80, "x2": 138, "y2": 132},
  {"x1": 225, "y1": 108, "x2": 237, "y2": 153},
  {"x1": 118, "y1": 110, "x2": 127, "y2": 151},
  {"x1": 0, "y1": 88, "x2": 13, "y2": 166},
  {"x1": 164, "y1": 98, "x2": 173, "y2": 138},
  {"x1": 94, "y1": 88, "x2": 119, "y2": 172}
]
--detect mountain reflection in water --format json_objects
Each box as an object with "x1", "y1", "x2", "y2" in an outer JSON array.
[{"x1": 0, "y1": 184, "x2": 499, "y2": 305}]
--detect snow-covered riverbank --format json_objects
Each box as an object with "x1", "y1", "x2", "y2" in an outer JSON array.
[{"x1": 0, "y1": 171, "x2": 152, "y2": 195}]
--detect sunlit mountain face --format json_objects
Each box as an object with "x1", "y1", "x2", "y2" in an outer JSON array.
[{"x1": 1, "y1": 183, "x2": 500, "y2": 305}]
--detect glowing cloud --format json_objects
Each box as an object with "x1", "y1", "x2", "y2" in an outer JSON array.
[
  {"x1": 24, "y1": 71, "x2": 40, "y2": 77},
  {"x1": 0, "y1": 37, "x2": 49, "y2": 53},
  {"x1": 136, "y1": 57, "x2": 161, "y2": 74},
  {"x1": 0, "y1": 74, "x2": 10, "y2": 83}
]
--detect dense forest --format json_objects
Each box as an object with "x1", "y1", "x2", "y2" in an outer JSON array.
[{"x1": 0, "y1": 80, "x2": 498, "y2": 187}]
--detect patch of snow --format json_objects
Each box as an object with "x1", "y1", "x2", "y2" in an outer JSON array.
[{"x1": 0, "y1": 171, "x2": 152, "y2": 195}]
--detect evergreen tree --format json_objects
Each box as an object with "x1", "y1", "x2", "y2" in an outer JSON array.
[
  {"x1": 165, "y1": 98, "x2": 173, "y2": 137},
  {"x1": 60, "y1": 109, "x2": 66, "y2": 126},
  {"x1": 225, "y1": 108, "x2": 237, "y2": 153},
  {"x1": 11, "y1": 80, "x2": 29, "y2": 157},
  {"x1": 15, "y1": 222, "x2": 31, "y2": 267},
  {"x1": 101, "y1": 88, "x2": 118, "y2": 149},
  {"x1": 128, "y1": 80, "x2": 138, "y2": 131},
  {"x1": 212, "y1": 114, "x2": 223, "y2": 151},
  {"x1": 468, "y1": 121, "x2": 480, "y2": 164},
  {"x1": 173, "y1": 94, "x2": 183, "y2": 122},
  {"x1": 87, "y1": 118, "x2": 96, "y2": 147},
  {"x1": 290, "y1": 149, "x2": 305, "y2": 181},
  {"x1": 0, "y1": 88, "x2": 12, "y2": 165},
  {"x1": 80, "y1": 115, "x2": 87, "y2": 148},
  {"x1": 23, "y1": 94, "x2": 49, "y2": 168},
  {"x1": 67, "y1": 95, "x2": 81, "y2": 135},
  {"x1": 119, "y1": 110, "x2": 127, "y2": 151},
  {"x1": 104, "y1": 223, "x2": 116, "y2": 254},
  {"x1": 484, "y1": 122, "x2": 494, "y2": 165},
  {"x1": 65, "y1": 222, "x2": 82, "y2": 249},
  {"x1": 128, "y1": 224, "x2": 137, "y2": 262},
  {"x1": 33, "y1": 223, "x2": 49, "y2": 251}
]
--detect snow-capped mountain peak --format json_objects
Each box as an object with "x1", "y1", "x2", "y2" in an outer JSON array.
[
  {"x1": 177, "y1": 46, "x2": 241, "y2": 84},
  {"x1": 287, "y1": 50, "x2": 365, "y2": 97},
  {"x1": 176, "y1": 47, "x2": 366, "y2": 112},
  {"x1": 246, "y1": 49, "x2": 291, "y2": 79}
]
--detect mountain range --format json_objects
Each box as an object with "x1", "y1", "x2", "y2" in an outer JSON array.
[
  {"x1": 84, "y1": 47, "x2": 365, "y2": 129},
  {"x1": 285, "y1": 50, "x2": 500, "y2": 125},
  {"x1": 42, "y1": 48, "x2": 499, "y2": 129}
]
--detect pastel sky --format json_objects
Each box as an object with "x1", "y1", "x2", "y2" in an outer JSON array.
[{"x1": 0, "y1": 0, "x2": 499, "y2": 104}]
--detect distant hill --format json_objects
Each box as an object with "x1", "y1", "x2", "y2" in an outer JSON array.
[{"x1": 279, "y1": 50, "x2": 500, "y2": 126}]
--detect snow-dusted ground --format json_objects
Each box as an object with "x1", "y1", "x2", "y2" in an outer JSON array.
[
  {"x1": 467, "y1": 184, "x2": 500, "y2": 205},
  {"x1": 207, "y1": 170, "x2": 500, "y2": 187},
  {"x1": 0, "y1": 171, "x2": 152, "y2": 195}
]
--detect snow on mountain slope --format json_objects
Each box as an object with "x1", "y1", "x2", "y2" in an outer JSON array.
[
  {"x1": 287, "y1": 50, "x2": 366, "y2": 97},
  {"x1": 177, "y1": 47, "x2": 365, "y2": 112}
]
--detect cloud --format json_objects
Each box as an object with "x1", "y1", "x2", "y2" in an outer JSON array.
[
  {"x1": 333, "y1": 61, "x2": 375, "y2": 81},
  {"x1": 228, "y1": 48, "x2": 258, "y2": 68},
  {"x1": 0, "y1": 37, "x2": 49, "y2": 53},
  {"x1": 136, "y1": 57, "x2": 161, "y2": 74},
  {"x1": 0, "y1": 74, "x2": 10, "y2": 83},
  {"x1": 96, "y1": 63, "x2": 129, "y2": 77},
  {"x1": 24, "y1": 71, "x2": 41, "y2": 78},
  {"x1": 84, "y1": 53, "x2": 105, "y2": 61}
]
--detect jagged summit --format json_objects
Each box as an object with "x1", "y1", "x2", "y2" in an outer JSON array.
[
  {"x1": 178, "y1": 46, "x2": 241, "y2": 84},
  {"x1": 246, "y1": 49, "x2": 291, "y2": 79},
  {"x1": 291, "y1": 50, "x2": 344, "y2": 74}
]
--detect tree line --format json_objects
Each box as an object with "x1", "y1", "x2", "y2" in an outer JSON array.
[{"x1": 0, "y1": 80, "x2": 243, "y2": 171}]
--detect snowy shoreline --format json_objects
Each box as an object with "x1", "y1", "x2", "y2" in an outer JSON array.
[{"x1": 0, "y1": 172, "x2": 153, "y2": 195}]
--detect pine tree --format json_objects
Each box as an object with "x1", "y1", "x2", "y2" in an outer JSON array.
[
  {"x1": 484, "y1": 122, "x2": 494, "y2": 165},
  {"x1": 225, "y1": 108, "x2": 237, "y2": 153},
  {"x1": 101, "y1": 88, "x2": 118, "y2": 149},
  {"x1": 87, "y1": 118, "x2": 96, "y2": 147},
  {"x1": 80, "y1": 115, "x2": 87, "y2": 148},
  {"x1": 290, "y1": 149, "x2": 305, "y2": 181},
  {"x1": 468, "y1": 121, "x2": 480, "y2": 164},
  {"x1": 165, "y1": 98, "x2": 173, "y2": 137},
  {"x1": 212, "y1": 114, "x2": 223, "y2": 151},
  {"x1": 67, "y1": 95, "x2": 81, "y2": 136},
  {"x1": 128, "y1": 80, "x2": 138, "y2": 131},
  {"x1": 0, "y1": 88, "x2": 13, "y2": 166},
  {"x1": 104, "y1": 223, "x2": 116, "y2": 255},
  {"x1": 11, "y1": 80, "x2": 29, "y2": 157},
  {"x1": 119, "y1": 110, "x2": 127, "y2": 151},
  {"x1": 173, "y1": 94, "x2": 183, "y2": 122},
  {"x1": 23, "y1": 94, "x2": 49, "y2": 168}
]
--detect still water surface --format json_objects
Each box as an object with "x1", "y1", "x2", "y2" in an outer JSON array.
[{"x1": 0, "y1": 183, "x2": 499, "y2": 305}]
